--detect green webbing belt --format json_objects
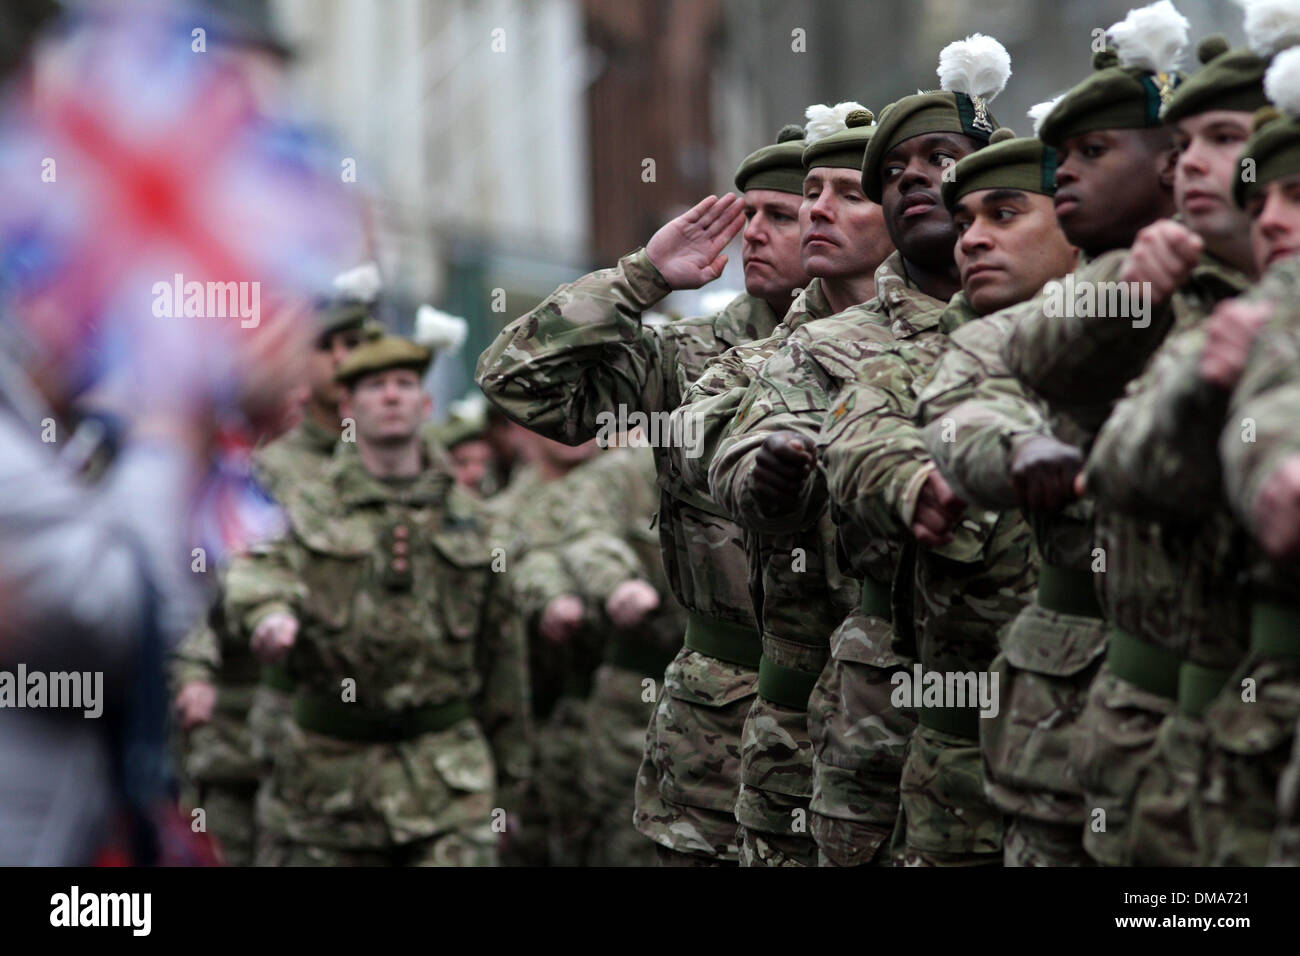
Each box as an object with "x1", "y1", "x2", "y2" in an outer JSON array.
[
  {"x1": 261, "y1": 663, "x2": 296, "y2": 693},
  {"x1": 1177, "y1": 660, "x2": 1233, "y2": 718},
  {"x1": 1106, "y1": 627, "x2": 1180, "y2": 700},
  {"x1": 916, "y1": 705, "x2": 982, "y2": 740},
  {"x1": 1036, "y1": 563, "x2": 1102, "y2": 619},
  {"x1": 684, "y1": 611, "x2": 762, "y2": 669},
  {"x1": 757, "y1": 655, "x2": 819, "y2": 711},
  {"x1": 607, "y1": 637, "x2": 677, "y2": 678},
  {"x1": 294, "y1": 694, "x2": 470, "y2": 743},
  {"x1": 214, "y1": 682, "x2": 258, "y2": 716},
  {"x1": 859, "y1": 576, "x2": 893, "y2": 621},
  {"x1": 1251, "y1": 600, "x2": 1300, "y2": 659}
]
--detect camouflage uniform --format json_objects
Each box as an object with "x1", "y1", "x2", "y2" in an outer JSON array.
[
  {"x1": 1005, "y1": 251, "x2": 1250, "y2": 864},
  {"x1": 228, "y1": 442, "x2": 531, "y2": 866},
  {"x1": 818, "y1": 288, "x2": 1036, "y2": 866},
  {"x1": 1209, "y1": 258, "x2": 1300, "y2": 866},
  {"x1": 917, "y1": 307, "x2": 1103, "y2": 867},
  {"x1": 172, "y1": 417, "x2": 339, "y2": 864},
  {"x1": 476, "y1": 249, "x2": 782, "y2": 862}
]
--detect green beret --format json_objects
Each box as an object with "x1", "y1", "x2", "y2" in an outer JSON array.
[
  {"x1": 1235, "y1": 107, "x2": 1300, "y2": 206},
  {"x1": 861, "y1": 92, "x2": 1002, "y2": 202},
  {"x1": 335, "y1": 334, "x2": 432, "y2": 386},
  {"x1": 428, "y1": 416, "x2": 486, "y2": 450},
  {"x1": 804, "y1": 109, "x2": 877, "y2": 174},
  {"x1": 735, "y1": 125, "x2": 807, "y2": 194},
  {"x1": 941, "y1": 129, "x2": 1059, "y2": 209},
  {"x1": 1161, "y1": 36, "x2": 1269, "y2": 124},
  {"x1": 317, "y1": 300, "x2": 374, "y2": 338},
  {"x1": 1039, "y1": 49, "x2": 1185, "y2": 147}
]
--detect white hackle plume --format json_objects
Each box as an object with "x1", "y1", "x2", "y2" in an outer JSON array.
[
  {"x1": 1237, "y1": 0, "x2": 1300, "y2": 58},
  {"x1": 1264, "y1": 45, "x2": 1300, "y2": 119},
  {"x1": 448, "y1": 391, "x2": 488, "y2": 423},
  {"x1": 1028, "y1": 96, "x2": 1064, "y2": 137},
  {"x1": 937, "y1": 33, "x2": 1012, "y2": 101},
  {"x1": 414, "y1": 305, "x2": 468, "y2": 353},
  {"x1": 804, "y1": 101, "x2": 867, "y2": 145},
  {"x1": 332, "y1": 261, "x2": 381, "y2": 303},
  {"x1": 1107, "y1": 1, "x2": 1190, "y2": 73}
]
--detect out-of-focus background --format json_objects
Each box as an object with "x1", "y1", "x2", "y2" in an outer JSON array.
[{"x1": 269, "y1": 0, "x2": 1250, "y2": 412}]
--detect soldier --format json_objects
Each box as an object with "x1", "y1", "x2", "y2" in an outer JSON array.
[
  {"x1": 1197, "y1": 49, "x2": 1300, "y2": 865},
  {"x1": 1000, "y1": 2, "x2": 1259, "y2": 865},
  {"x1": 477, "y1": 128, "x2": 809, "y2": 865},
  {"x1": 236, "y1": 334, "x2": 531, "y2": 866},
  {"x1": 678, "y1": 100, "x2": 896, "y2": 867},
  {"x1": 1083, "y1": 11, "x2": 1300, "y2": 866},
  {"x1": 915, "y1": 134, "x2": 1101, "y2": 867},
  {"x1": 172, "y1": 266, "x2": 377, "y2": 864}
]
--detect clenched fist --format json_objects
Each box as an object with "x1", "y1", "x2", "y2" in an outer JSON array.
[
  {"x1": 1120, "y1": 220, "x2": 1204, "y2": 309},
  {"x1": 752, "y1": 431, "x2": 815, "y2": 517},
  {"x1": 912, "y1": 469, "x2": 966, "y2": 548},
  {"x1": 251, "y1": 612, "x2": 298, "y2": 664},
  {"x1": 1011, "y1": 435, "x2": 1083, "y2": 512},
  {"x1": 540, "y1": 594, "x2": 584, "y2": 645},
  {"x1": 175, "y1": 680, "x2": 217, "y2": 730},
  {"x1": 1200, "y1": 300, "x2": 1274, "y2": 390},
  {"x1": 606, "y1": 579, "x2": 661, "y2": 629}
]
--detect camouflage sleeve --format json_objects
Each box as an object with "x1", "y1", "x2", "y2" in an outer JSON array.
[
  {"x1": 475, "y1": 566, "x2": 533, "y2": 810},
  {"x1": 510, "y1": 547, "x2": 582, "y2": 625},
  {"x1": 222, "y1": 534, "x2": 307, "y2": 641},
  {"x1": 916, "y1": 316, "x2": 1049, "y2": 510},
  {"x1": 1085, "y1": 326, "x2": 1229, "y2": 519},
  {"x1": 557, "y1": 532, "x2": 647, "y2": 609},
  {"x1": 706, "y1": 330, "x2": 830, "y2": 534},
  {"x1": 475, "y1": 249, "x2": 674, "y2": 444},
  {"x1": 818, "y1": 345, "x2": 936, "y2": 539},
  {"x1": 1220, "y1": 320, "x2": 1300, "y2": 533},
  {"x1": 171, "y1": 617, "x2": 219, "y2": 687},
  {"x1": 1003, "y1": 250, "x2": 1174, "y2": 417}
]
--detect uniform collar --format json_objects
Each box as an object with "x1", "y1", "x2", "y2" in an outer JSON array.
[
  {"x1": 330, "y1": 441, "x2": 454, "y2": 508},
  {"x1": 873, "y1": 251, "x2": 949, "y2": 338},
  {"x1": 712, "y1": 292, "x2": 782, "y2": 349}
]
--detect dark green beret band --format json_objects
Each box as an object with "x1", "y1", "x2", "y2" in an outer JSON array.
[
  {"x1": 1235, "y1": 115, "x2": 1300, "y2": 206},
  {"x1": 1039, "y1": 65, "x2": 1183, "y2": 147},
  {"x1": 335, "y1": 334, "x2": 432, "y2": 385},
  {"x1": 862, "y1": 92, "x2": 999, "y2": 202},
  {"x1": 942, "y1": 137, "x2": 1058, "y2": 209},
  {"x1": 803, "y1": 126, "x2": 875, "y2": 173},
  {"x1": 735, "y1": 140, "x2": 807, "y2": 194},
  {"x1": 317, "y1": 301, "x2": 373, "y2": 338},
  {"x1": 1162, "y1": 47, "x2": 1269, "y2": 124}
]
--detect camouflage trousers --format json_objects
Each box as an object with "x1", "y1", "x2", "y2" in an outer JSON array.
[
  {"x1": 194, "y1": 780, "x2": 259, "y2": 866},
  {"x1": 1271, "y1": 716, "x2": 1300, "y2": 865},
  {"x1": 538, "y1": 696, "x2": 597, "y2": 867},
  {"x1": 1199, "y1": 655, "x2": 1300, "y2": 866},
  {"x1": 895, "y1": 724, "x2": 1003, "y2": 866},
  {"x1": 1126, "y1": 709, "x2": 1209, "y2": 866},
  {"x1": 583, "y1": 665, "x2": 660, "y2": 867},
  {"x1": 1003, "y1": 815, "x2": 1093, "y2": 866},
  {"x1": 633, "y1": 646, "x2": 757, "y2": 862},
  {"x1": 808, "y1": 608, "x2": 916, "y2": 867},
  {"x1": 256, "y1": 823, "x2": 498, "y2": 866},
  {"x1": 980, "y1": 604, "x2": 1106, "y2": 834},
  {"x1": 655, "y1": 844, "x2": 737, "y2": 866},
  {"x1": 1073, "y1": 662, "x2": 1174, "y2": 865}
]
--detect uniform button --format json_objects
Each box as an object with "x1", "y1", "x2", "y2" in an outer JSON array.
[
  {"x1": 393, "y1": 540, "x2": 409, "y2": 555},
  {"x1": 392, "y1": 558, "x2": 408, "y2": 572},
  {"x1": 393, "y1": 526, "x2": 409, "y2": 539}
]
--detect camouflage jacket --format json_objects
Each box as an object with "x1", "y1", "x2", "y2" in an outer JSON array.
[
  {"x1": 818, "y1": 290, "x2": 1038, "y2": 680},
  {"x1": 916, "y1": 307, "x2": 1096, "y2": 572},
  {"x1": 253, "y1": 417, "x2": 338, "y2": 500},
  {"x1": 225, "y1": 443, "x2": 531, "y2": 846},
  {"x1": 1220, "y1": 257, "x2": 1300, "y2": 604},
  {"x1": 1008, "y1": 251, "x2": 1250, "y2": 661},
  {"x1": 476, "y1": 248, "x2": 782, "y2": 631}
]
